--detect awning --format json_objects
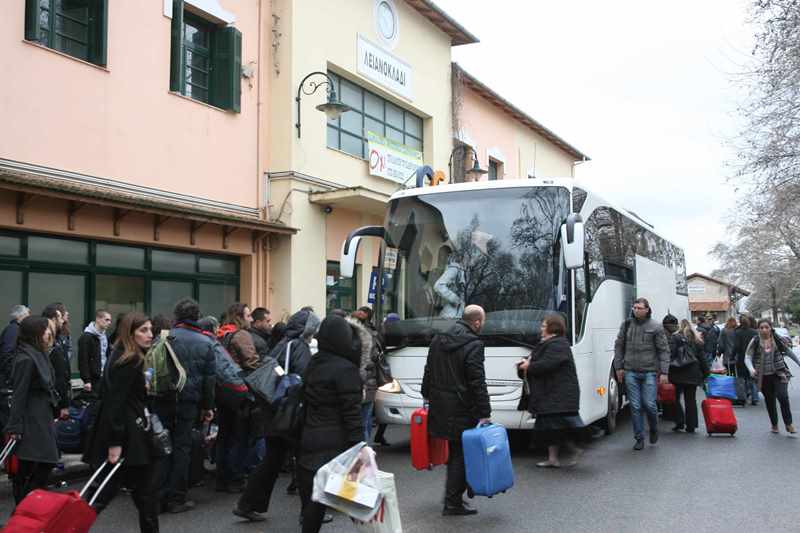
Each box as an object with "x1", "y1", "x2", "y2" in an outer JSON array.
[
  {"x1": 308, "y1": 186, "x2": 391, "y2": 217},
  {"x1": 0, "y1": 166, "x2": 297, "y2": 236}
]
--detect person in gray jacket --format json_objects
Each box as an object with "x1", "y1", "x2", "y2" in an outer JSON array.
[{"x1": 613, "y1": 297, "x2": 670, "y2": 450}]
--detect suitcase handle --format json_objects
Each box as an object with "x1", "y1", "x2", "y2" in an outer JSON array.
[
  {"x1": 0, "y1": 439, "x2": 16, "y2": 465},
  {"x1": 80, "y1": 460, "x2": 125, "y2": 506}
]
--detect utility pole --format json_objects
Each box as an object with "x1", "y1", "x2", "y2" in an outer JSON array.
[{"x1": 772, "y1": 283, "x2": 778, "y2": 324}]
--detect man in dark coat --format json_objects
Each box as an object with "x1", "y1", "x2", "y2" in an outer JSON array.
[
  {"x1": 248, "y1": 307, "x2": 272, "y2": 362},
  {"x1": 165, "y1": 298, "x2": 216, "y2": 513},
  {"x1": 78, "y1": 309, "x2": 112, "y2": 393},
  {"x1": 0, "y1": 305, "x2": 30, "y2": 389},
  {"x1": 422, "y1": 305, "x2": 491, "y2": 516}
]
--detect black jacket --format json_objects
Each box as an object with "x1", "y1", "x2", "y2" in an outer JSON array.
[
  {"x1": 698, "y1": 324, "x2": 720, "y2": 355},
  {"x1": 170, "y1": 322, "x2": 216, "y2": 409},
  {"x1": 84, "y1": 347, "x2": 152, "y2": 467},
  {"x1": 0, "y1": 320, "x2": 19, "y2": 389},
  {"x1": 78, "y1": 330, "x2": 106, "y2": 386},
  {"x1": 734, "y1": 327, "x2": 758, "y2": 374},
  {"x1": 249, "y1": 328, "x2": 271, "y2": 362},
  {"x1": 268, "y1": 310, "x2": 318, "y2": 375},
  {"x1": 49, "y1": 344, "x2": 70, "y2": 410},
  {"x1": 5, "y1": 342, "x2": 59, "y2": 463},
  {"x1": 526, "y1": 336, "x2": 580, "y2": 416},
  {"x1": 299, "y1": 315, "x2": 363, "y2": 471},
  {"x1": 421, "y1": 321, "x2": 491, "y2": 440},
  {"x1": 667, "y1": 332, "x2": 709, "y2": 386}
]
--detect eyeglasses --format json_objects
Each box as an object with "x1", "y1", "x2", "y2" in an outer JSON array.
[{"x1": 632, "y1": 306, "x2": 647, "y2": 311}]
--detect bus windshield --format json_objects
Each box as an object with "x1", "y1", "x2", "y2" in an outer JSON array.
[{"x1": 381, "y1": 186, "x2": 571, "y2": 347}]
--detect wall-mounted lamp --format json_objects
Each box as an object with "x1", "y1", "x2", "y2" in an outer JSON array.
[
  {"x1": 295, "y1": 71, "x2": 351, "y2": 138},
  {"x1": 448, "y1": 144, "x2": 487, "y2": 183}
]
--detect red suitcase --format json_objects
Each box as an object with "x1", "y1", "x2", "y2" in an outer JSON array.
[
  {"x1": 410, "y1": 407, "x2": 448, "y2": 470},
  {"x1": 702, "y1": 398, "x2": 737, "y2": 436},
  {"x1": 657, "y1": 383, "x2": 676, "y2": 404},
  {"x1": 3, "y1": 460, "x2": 123, "y2": 533}
]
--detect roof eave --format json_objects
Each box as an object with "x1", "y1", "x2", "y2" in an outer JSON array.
[{"x1": 403, "y1": 0, "x2": 479, "y2": 46}]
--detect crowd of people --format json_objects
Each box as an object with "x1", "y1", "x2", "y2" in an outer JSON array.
[{"x1": 0, "y1": 296, "x2": 797, "y2": 528}]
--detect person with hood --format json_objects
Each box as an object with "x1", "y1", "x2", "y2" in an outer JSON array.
[
  {"x1": 5, "y1": 316, "x2": 59, "y2": 504},
  {"x1": 422, "y1": 305, "x2": 491, "y2": 516},
  {"x1": 613, "y1": 298, "x2": 669, "y2": 451},
  {"x1": 718, "y1": 317, "x2": 738, "y2": 372},
  {"x1": 217, "y1": 303, "x2": 259, "y2": 372},
  {"x1": 350, "y1": 308, "x2": 378, "y2": 443},
  {"x1": 164, "y1": 298, "x2": 216, "y2": 514},
  {"x1": 78, "y1": 309, "x2": 112, "y2": 394},
  {"x1": 664, "y1": 314, "x2": 708, "y2": 433},
  {"x1": 233, "y1": 307, "x2": 320, "y2": 523},
  {"x1": 296, "y1": 314, "x2": 364, "y2": 533},
  {"x1": 518, "y1": 314, "x2": 582, "y2": 468}
]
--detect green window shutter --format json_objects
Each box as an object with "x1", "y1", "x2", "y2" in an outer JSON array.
[
  {"x1": 169, "y1": 0, "x2": 184, "y2": 93},
  {"x1": 24, "y1": 0, "x2": 39, "y2": 41},
  {"x1": 212, "y1": 26, "x2": 242, "y2": 112},
  {"x1": 87, "y1": 0, "x2": 108, "y2": 66}
]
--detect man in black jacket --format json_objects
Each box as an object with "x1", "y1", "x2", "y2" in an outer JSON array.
[
  {"x1": 422, "y1": 304, "x2": 491, "y2": 517},
  {"x1": 77, "y1": 309, "x2": 112, "y2": 393},
  {"x1": 248, "y1": 307, "x2": 272, "y2": 362}
]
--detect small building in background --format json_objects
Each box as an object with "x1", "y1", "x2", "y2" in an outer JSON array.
[{"x1": 687, "y1": 273, "x2": 750, "y2": 323}]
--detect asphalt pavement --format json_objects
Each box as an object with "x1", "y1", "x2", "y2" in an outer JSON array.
[{"x1": 2, "y1": 386, "x2": 800, "y2": 533}]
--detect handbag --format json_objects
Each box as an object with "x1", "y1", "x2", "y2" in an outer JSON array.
[
  {"x1": 243, "y1": 356, "x2": 281, "y2": 404},
  {"x1": 374, "y1": 349, "x2": 393, "y2": 388},
  {"x1": 265, "y1": 381, "x2": 305, "y2": 440},
  {"x1": 670, "y1": 337, "x2": 695, "y2": 368}
]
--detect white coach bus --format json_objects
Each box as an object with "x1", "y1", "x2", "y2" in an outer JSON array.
[{"x1": 340, "y1": 177, "x2": 688, "y2": 443}]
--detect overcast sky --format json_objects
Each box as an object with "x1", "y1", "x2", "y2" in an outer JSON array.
[{"x1": 436, "y1": 0, "x2": 754, "y2": 275}]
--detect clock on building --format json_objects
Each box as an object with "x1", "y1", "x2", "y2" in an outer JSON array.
[{"x1": 375, "y1": 0, "x2": 399, "y2": 48}]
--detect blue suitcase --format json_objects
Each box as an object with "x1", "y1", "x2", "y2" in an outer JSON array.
[{"x1": 462, "y1": 423, "x2": 513, "y2": 497}]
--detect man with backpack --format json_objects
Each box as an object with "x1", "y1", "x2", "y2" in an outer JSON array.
[
  {"x1": 613, "y1": 298, "x2": 670, "y2": 451},
  {"x1": 166, "y1": 298, "x2": 216, "y2": 514},
  {"x1": 697, "y1": 315, "x2": 720, "y2": 366}
]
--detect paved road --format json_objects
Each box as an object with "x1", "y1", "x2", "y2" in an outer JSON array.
[{"x1": 3, "y1": 387, "x2": 800, "y2": 533}]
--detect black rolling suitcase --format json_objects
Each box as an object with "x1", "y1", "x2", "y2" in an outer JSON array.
[{"x1": 731, "y1": 366, "x2": 747, "y2": 407}]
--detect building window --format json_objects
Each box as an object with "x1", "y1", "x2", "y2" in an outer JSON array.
[
  {"x1": 25, "y1": 0, "x2": 108, "y2": 66},
  {"x1": 326, "y1": 72, "x2": 423, "y2": 159},
  {"x1": 169, "y1": 1, "x2": 242, "y2": 112},
  {"x1": 488, "y1": 159, "x2": 501, "y2": 180},
  {"x1": 326, "y1": 261, "x2": 357, "y2": 314}
]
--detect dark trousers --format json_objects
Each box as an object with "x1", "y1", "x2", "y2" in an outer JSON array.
[
  {"x1": 238, "y1": 436, "x2": 290, "y2": 513},
  {"x1": 91, "y1": 460, "x2": 162, "y2": 533},
  {"x1": 673, "y1": 384, "x2": 698, "y2": 431},
  {"x1": 761, "y1": 374, "x2": 793, "y2": 427},
  {"x1": 297, "y1": 465, "x2": 327, "y2": 533},
  {"x1": 165, "y1": 401, "x2": 198, "y2": 504},
  {"x1": 215, "y1": 405, "x2": 248, "y2": 488},
  {"x1": 445, "y1": 439, "x2": 467, "y2": 508},
  {"x1": 12, "y1": 460, "x2": 53, "y2": 505}
]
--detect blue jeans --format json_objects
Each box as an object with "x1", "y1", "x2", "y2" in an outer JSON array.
[
  {"x1": 361, "y1": 401, "x2": 374, "y2": 443},
  {"x1": 625, "y1": 371, "x2": 659, "y2": 440}
]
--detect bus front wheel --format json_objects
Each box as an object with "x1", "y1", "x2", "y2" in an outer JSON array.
[{"x1": 602, "y1": 369, "x2": 620, "y2": 435}]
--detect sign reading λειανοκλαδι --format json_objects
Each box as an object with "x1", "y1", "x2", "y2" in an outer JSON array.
[
  {"x1": 357, "y1": 35, "x2": 413, "y2": 100},
  {"x1": 367, "y1": 130, "x2": 423, "y2": 184}
]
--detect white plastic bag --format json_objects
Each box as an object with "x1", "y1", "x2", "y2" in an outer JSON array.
[
  {"x1": 711, "y1": 355, "x2": 726, "y2": 374},
  {"x1": 312, "y1": 443, "x2": 382, "y2": 522},
  {"x1": 352, "y1": 471, "x2": 403, "y2": 533}
]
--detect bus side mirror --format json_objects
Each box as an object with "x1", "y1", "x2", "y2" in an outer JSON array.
[
  {"x1": 561, "y1": 214, "x2": 585, "y2": 270},
  {"x1": 340, "y1": 226, "x2": 386, "y2": 278}
]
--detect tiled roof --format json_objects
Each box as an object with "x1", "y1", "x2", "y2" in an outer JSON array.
[
  {"x1": 403, "y1": 0, "x2": 479, "y2": 46},
  {"x1": 454, "y1": 63, "x2": 590, "y2": 162},
  {"x1": 687, "y1": 273, "x2": 750, "y2": 296}
]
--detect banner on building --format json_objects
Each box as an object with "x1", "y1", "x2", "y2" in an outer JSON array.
[
  {"x1": 367, "y1": 131, "x2": 423, "y2": 184},
  {"x1": 357, "y1": 35, "x2": 413, "y2": 100}
]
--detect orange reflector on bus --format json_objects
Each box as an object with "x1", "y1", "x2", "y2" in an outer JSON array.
[{"x1": 596, "y1": 386, "x2": 606, "y2": 396}]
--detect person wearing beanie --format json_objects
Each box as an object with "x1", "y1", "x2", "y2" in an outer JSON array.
[{"x1": 664, "y1": 314, "x2": 709, "y2": 433}]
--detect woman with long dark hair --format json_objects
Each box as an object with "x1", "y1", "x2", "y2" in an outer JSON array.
[
  {"x1": 746, "y1": 318, "x2": 796, "y2": 434},
  {"x1": 665, "y1": 315, "x2": 709, "y2": 433},
  {"x1": 519, "y1": 314, "x2": 582, "y2": 468},
  {"x1": 4, "y1": 316, "x2": 60, "y2": 504},
  {"x1": 84, "y1": 312, "x2": 161, "y2": 533}
]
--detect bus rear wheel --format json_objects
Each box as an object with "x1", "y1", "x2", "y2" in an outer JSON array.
[{"x1": 601, "y1": 370, "x2": 620, "y2": 435}]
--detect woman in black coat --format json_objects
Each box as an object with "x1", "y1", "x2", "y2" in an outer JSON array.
[
  {"x1": 665, "y1": 316, "x2": 709, "y2": 433},
  {"x1": 5, "y1": 316, "x2": 60, "y2": 504},
  {"x1": 297, "y1": 315, "x2": 364, "y2": 533},
  {"x1": 518, "y1": 314, "x2": 582, "y2": 468},
  {"x1": 83, "y1": 312, "x2": 161, "y2": 533}
]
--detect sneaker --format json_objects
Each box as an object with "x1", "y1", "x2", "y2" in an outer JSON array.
[
  {"x1": 233, "y1": 506, "x2": 266, "y2": 522},
  {"x1": 442, "y1": 505, "x2": 478, "y2": 516},
  {"x1": 299, "y1": 513, "x2": 333, "y2": 525},
  {"x1": 787, "y1": 424, "x2": 796, "y2": 434},
  {"x1": 633, "y1": 439, "x2": 644, "y2": 451},
  {"x1": 166, "y1": 500, "x2": 196, "y2": 514},
  {"x1": 671, "y1": 424, "x2": 684, "y2": 432},
  {"x1": 685, "y1": 428, "x2": 695, "y2": 434},
  {"x1": 649, "y1": 430, "x2": 659, "y2": 444}
]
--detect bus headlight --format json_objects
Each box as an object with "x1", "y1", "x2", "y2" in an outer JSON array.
[{"x1": 378, "y1": 379, "x2": 402, "y2": 393}]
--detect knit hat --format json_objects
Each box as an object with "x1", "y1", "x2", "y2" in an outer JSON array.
[{"x1": 662, "y1": 313, "x2": 678, "y2": 327}]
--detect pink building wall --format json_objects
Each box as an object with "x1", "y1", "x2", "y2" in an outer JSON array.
[{"x1": 0, "y1": 1, "x2": 262, "y2": 209}]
